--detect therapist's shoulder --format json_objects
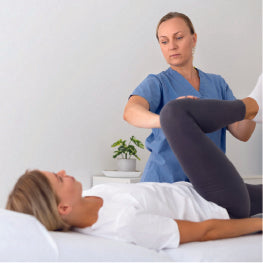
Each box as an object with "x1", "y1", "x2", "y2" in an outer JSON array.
[
  {"x1": 199, "y1": 69, "x2": 230, "y2": 90},
  {"x1": 199, "y1": 69, "x2": 234, "y2": 99},
  {"x1": 142, "y1": 68, "x2": 171, "y2": 83},
  {"x1": 142, "y1": 71, "x2": 165, "y2": 86},
  {"x1": 199, "y1": 69, "x2": 226, "y2": 83}
]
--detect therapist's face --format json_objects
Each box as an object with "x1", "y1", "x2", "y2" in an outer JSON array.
[{"x1": 157, "y1": 17, "x2": 197, "y2": 70}]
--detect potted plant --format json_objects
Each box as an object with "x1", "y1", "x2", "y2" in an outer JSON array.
[{"x1": 111, "y1": 136, "x2": 144, "y2": 171}]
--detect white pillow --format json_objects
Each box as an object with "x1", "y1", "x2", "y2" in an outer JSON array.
[{"x1": 0, "y1": 208, "x2": 58, "y2": 261}]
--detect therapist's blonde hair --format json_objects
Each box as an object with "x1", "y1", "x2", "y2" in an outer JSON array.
[
  {"x1": 6, "y1": 169, "x2": 71, "y2": 231},
  {"x1": 156, "y1": 12, "x2": 195, "y2": 40}
]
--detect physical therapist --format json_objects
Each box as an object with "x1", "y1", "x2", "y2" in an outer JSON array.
[{"x1": 123, "y1": 12, "x2": 257, "y2": 183}]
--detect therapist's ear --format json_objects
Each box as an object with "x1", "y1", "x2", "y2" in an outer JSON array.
[
  {"x1": 192, "y1": 33, "x2": 197, "y2": 47},
  {"x1": 57, "y1": 203, "x2": 72, "y2": 216}
]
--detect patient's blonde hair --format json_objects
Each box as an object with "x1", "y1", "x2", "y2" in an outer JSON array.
[{"x1": 6, "y1": 169, "x2": 71, "y2": 231}]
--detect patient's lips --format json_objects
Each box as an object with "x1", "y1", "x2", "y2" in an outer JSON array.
[
  {"x1": 66, "y1": 174, "x2": 75, "y2": 182},
  {"x1": 63, "y1": 171, "x2": 75, "y2": 182},
  {"x1": 170, "y1": 53, "x2": 180, "y2": 58}
]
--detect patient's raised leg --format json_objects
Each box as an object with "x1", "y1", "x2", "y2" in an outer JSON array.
[{"x1": 160, "y1": 98, "x2": 262, "y2": 218}]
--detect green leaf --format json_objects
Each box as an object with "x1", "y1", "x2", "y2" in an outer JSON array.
[
  {"x1": 127, "y1": 145, "x2": 136, "y2": 155},
  {"x1": 111, "y1": 139, "x2": 123, "y2": 148},
  {"x1": 134, "y1": 154, "x2": 141, "y2": 160},
  {"x1": 113, "y1": 151, "x2": 123, "y2": 158},
  {"x1": 111, "y1": 136, "x2": 144, "y2": 160},
  {"x1": 118, "y1": 145, "x2": 128, "y2": 153},
  {"x1": 137, "y1": 142, "x2": 144, "y2": 149},
  {"x1": 131, "y1": 136, "x2": 144, "y2": 149}
]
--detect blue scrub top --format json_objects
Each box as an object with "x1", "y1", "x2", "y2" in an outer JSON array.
[{"x1": 131, "y1": 67, "x2": 236, "y2": 183}]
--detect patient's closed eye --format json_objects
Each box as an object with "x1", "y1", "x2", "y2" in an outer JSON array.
[{"x1": 53, "y1": 173, "x2": 63, "y2": 182}]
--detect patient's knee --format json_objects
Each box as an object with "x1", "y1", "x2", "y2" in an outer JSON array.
[
  {"x1": 160, "y1": 99, "x2": 187, "y2": 128},
  {"x1": 229, "y1": 200, "x2": 250, "y2": 219}
]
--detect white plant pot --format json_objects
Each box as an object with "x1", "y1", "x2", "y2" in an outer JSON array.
[{"x1": 117, "y1": 159, "x2": 136, "y2": 171}]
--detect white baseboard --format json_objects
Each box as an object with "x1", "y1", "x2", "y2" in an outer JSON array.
[{"x1": 242, "y1": 175, "x2": 262, "y2": 184}]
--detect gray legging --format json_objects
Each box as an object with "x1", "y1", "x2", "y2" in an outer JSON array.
[{"x1": 160, "y1": 99, "x2": 262, "y2": 218}]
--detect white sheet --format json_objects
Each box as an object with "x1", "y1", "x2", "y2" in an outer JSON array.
[
  {"x1": 164, "y1": 234, "x2": 262, "y2": 262},
  {"x1": 1, "y1": 208, "x2": 262, "y2": 262},
  {"x1": 50, "y1": 230, "x2": 262, "y2": 262},
  {"x1": 50, "y1": 231, "x2": 172, "y2": 262}
]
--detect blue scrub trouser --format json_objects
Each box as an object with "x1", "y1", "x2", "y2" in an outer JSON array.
[{"x1": 160, "y1": 99, "x2": 262, "y2": 218}]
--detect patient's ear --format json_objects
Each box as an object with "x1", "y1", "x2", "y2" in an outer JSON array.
[{"x1": 57, "y1": 203, "x2": 72, "y2": 216}]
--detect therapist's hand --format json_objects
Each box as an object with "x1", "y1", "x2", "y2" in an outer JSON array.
[{"x1": 177, "y1": 95, "x2": 199, "y2": 100}]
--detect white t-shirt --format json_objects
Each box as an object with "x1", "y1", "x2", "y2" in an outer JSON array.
[{"x1": 76, "y1": 182, "x2": 229, "y2": 250}]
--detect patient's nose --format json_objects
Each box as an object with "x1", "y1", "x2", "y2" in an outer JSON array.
[{"x1": 57, "y1": 170, "x2": 66, "y2": 177}]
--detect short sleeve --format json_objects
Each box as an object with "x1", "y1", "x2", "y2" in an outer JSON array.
[
  {"x1": 131, "y1": 75, "x2": 162, "y2": 113},
  {"x1": 219, "y1": 76, "x2": 236, "y2": 101},
  {"x1": 118, "y1": 208, "x2": 180, "y2": 250}
]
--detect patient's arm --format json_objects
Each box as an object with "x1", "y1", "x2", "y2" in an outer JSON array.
[{"x1": 175, "y1": 218, "x2": 262, "y2": 244}]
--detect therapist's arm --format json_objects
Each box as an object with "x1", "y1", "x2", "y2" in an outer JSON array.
[
  {"x1": 228, "y1": 120, "x2": 256, "y2": 142},
  {"x1": 175, "y1": 218, "x2": 262, "y2": 244},
  {"x1": 123, "y1": 95, "x2": 161, "y2": 128}
]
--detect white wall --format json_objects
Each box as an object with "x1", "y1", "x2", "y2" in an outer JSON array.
[{"x1": 0, "y1": 0, "x2": 261, "y2": 208}]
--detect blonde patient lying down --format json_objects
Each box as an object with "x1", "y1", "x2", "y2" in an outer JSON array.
[{"x1": 6, "y1": 90, "x2": 263, "y2": 250}]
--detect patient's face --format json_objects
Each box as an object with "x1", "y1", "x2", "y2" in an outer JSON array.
[{"x1": 42, "y1": 170, "x2": 83, "y2": 207}]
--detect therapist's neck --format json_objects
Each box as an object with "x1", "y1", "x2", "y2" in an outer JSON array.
[{"x1": 171, "y1": 62, "x2": 196, "y2": 81}]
